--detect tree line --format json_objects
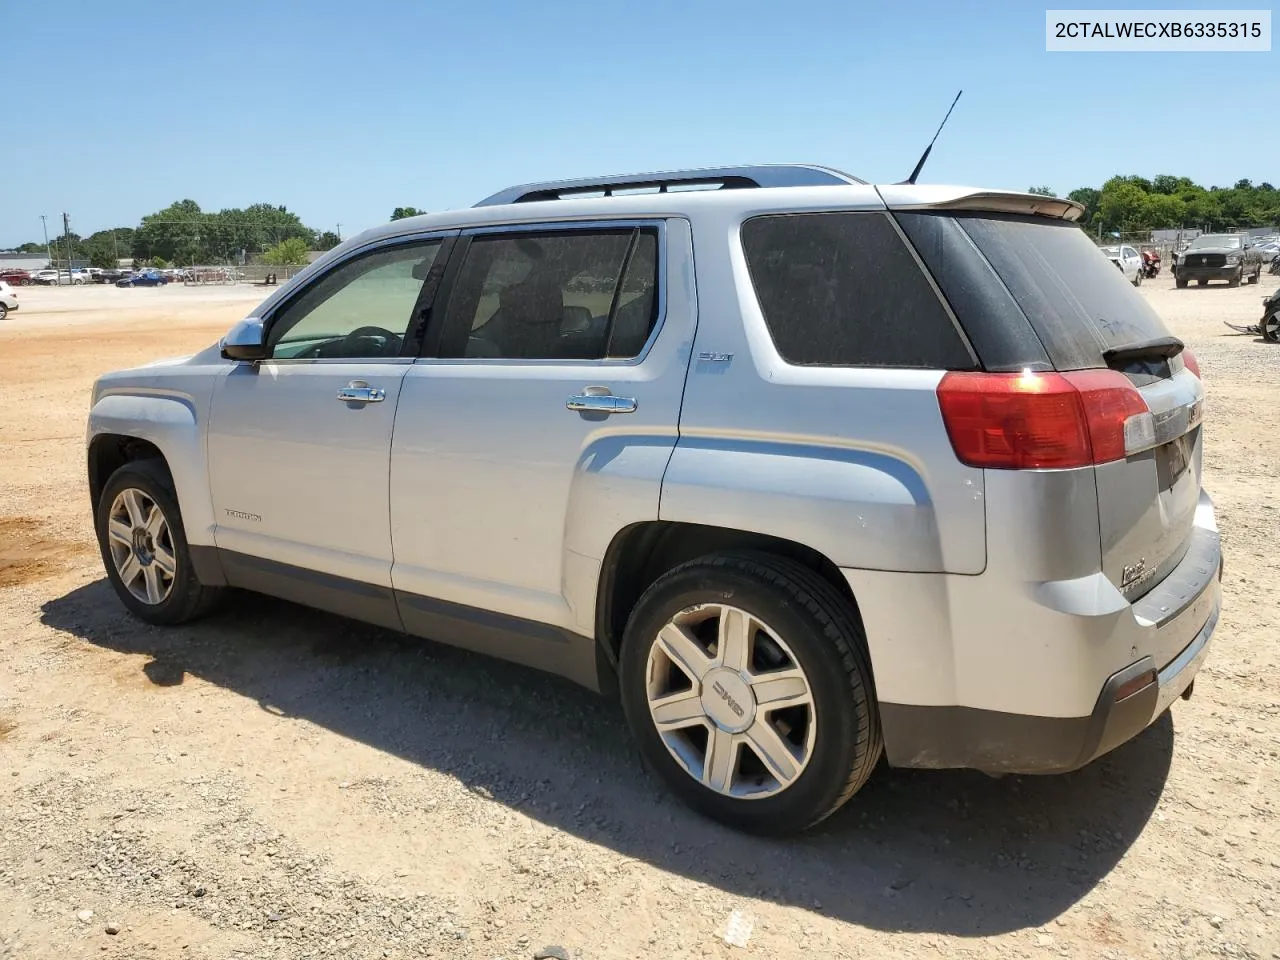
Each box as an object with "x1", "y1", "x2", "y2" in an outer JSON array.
[
  {"x1": 11, "y1": 200, "x2": 342, "y2": 268},
  {"x1": 1029, "y1": 177, "x2": 1280, "y2": 235},
  {"x1": 11, "y1": 202, "x2": 430, "y2": 268}
]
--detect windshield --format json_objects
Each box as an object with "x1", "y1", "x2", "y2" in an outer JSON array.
[
  {"x1": 1101, "y1": 245, "x2": 1121, "y2": 256},
  {"x1": 1190, "y1": 234, "x2": 1241, "y2": 250}
]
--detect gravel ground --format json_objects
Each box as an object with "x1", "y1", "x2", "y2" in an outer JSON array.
[{"x1": 1, "y1": 276, "x2": 1278, "y2": 960}]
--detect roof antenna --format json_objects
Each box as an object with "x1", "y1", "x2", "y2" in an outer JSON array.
[{"x1": 901, "y1": 90, "x2": 962, "y2": 185}]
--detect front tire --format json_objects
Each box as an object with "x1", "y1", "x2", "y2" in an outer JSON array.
[
  {"x1": 95, "y1": 459, "x2": 221, "y2": 624},
  {"x1": 1229, "y1": 269, "x2": 1242, "y2": 288},
  {"x1": 0, "y1": 304, "x2": 6, "y2": 320},
  {"x1": 619, "y1": 552, "x2": 881, "y2": 835},
  {"x1": 1176, "y1": 276, "x2": 1188, "y2": 288}
]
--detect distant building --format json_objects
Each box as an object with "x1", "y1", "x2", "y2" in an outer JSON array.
[
  {"x1": 0, "y1": 253, "x2": 51, "y2": 272},
  {"x1": 1151, "y1": 229, "x2": 1202, "y2": 243}
]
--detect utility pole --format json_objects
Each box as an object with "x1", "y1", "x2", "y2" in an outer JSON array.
[
  {"x1": 40, "y1": 215, "x2": 52, "y2": 267},
  {"x1": 63, "y1": 212, "x2": 74, "y2": 281},
  {"x1": 112, "y1": 229, "x2": 119, "y2": 263},
  {"x1": 336, "y1": 223, "x2": 342, "y2": 241}
]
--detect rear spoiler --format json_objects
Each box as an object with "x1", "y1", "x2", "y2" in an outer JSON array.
[{"x1": 875, "y1": 186, "x2": 1085, "y2": 222}]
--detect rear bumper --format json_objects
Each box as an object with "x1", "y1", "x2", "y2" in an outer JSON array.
[
  {"x1": 878, "y1": 593, "x2": 1217, "y2": 773},
  {"x1": 869, "y1": 493, "x2": 1223, "y2": 774}
]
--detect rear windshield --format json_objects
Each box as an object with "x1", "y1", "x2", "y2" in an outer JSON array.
[{"x1": 896, "y1": 212, "x2": 1174, "y2": 371}]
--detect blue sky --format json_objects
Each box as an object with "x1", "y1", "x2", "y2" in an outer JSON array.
[{"x1": 3, "y1": 0, "x2": 1274, "y2": 246}]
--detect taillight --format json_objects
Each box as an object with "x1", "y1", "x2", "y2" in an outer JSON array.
[
  {"x1": 936, "y1": 369, "x2": 1149, "y2": 469},
  {"x1": 1181, "y1": 348, "x2": 1201, "y2": 379}
]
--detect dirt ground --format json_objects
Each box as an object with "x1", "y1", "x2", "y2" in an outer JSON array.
[{"x1": 1, "y1": 276, "x2": 1278, "y2": 960}]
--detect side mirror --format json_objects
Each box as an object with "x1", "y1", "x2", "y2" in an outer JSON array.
[{"x1": 220, "y1": 317, "x2": 268, "y2": 361}]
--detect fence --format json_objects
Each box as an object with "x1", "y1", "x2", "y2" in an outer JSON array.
[
  {"x1": 1094, "y1": 225, "x2": 1280, "y2": 260},
  {"x1": 171, "y1": 262, "x2": 309, "y2": 285}
]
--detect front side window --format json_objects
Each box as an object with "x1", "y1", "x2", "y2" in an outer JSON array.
[
  {"x1": 441, "y1": 227, "x2": 660, "y2": 360},
  {"x1": 266, "y1": 239, "x2": 443, "y2": 359}
]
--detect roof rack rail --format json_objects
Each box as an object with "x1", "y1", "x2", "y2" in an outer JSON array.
[{"x1": 474, "y1": 164, "x2": 865, "y2": 207}]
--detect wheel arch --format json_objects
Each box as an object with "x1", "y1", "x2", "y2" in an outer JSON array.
[
  {"x1": 594, "y1": 520, "x2": 864, "y2": 680},
  {"x1": 88, "y1": 433, "x2": 169, "y2": 510},
  {"x1": 87, "y1": 391, "x2": 216, "y2": 550}
]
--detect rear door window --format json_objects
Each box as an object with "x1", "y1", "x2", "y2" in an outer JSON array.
[
  {"x1": 439, "y1": 227, "x2": 660, "y2": 361},
  {"x1": 897, "y1": 212, "x2": 1174, "y2": 371},
  {"x1": 740, "y1": 212, "x2": 975, "y2": 369}
]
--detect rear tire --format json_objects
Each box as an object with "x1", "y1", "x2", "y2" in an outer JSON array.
[
  {"x1": 1133, "y1": 271, "x2": 1142, "y2": 287},
  {"x1": 95, "y1": 459, "x2": 222, "y2": 625},
  {"x1": 1262, "y1": 311, "x2": 1280, "y2": 343},
  {"x1": 0, "y1": 304, "x2": 6, "y2": 320},
  {"x1": 619, "y1": 551, "x2": 882, "y2": 836},
  {"x1": 1197, "y1": 279, "x2": 1208, "y2": 287}
]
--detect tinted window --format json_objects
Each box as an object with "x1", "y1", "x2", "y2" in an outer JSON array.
[
  {"x1": 443, "y1": 228, "x2": 660, "y2": 360},
  {"x1": 925, "y1": 214, "x2": 1174, "y2": 371},
  {"x1": 267, "y1": 240, "x2": 442, "y2": 359},
  {"x1": 740, "y1": 212, "x2": 974, "y2": 369}
]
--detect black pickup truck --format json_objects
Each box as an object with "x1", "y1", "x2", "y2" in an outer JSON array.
[{"x1": 1175, "y1": 233, "x2": 1264, "y2": 288}]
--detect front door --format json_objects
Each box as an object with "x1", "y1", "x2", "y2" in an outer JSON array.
[
  {"x1": 389, "y1": 219, "x2": 694, "y2": 641},
  {"x1": 207, "y1": 235, "x2": 451, "y2": 626}
]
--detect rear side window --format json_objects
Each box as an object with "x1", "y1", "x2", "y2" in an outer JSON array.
[
  {"x1": 441, "y1": 227, "x2": 660, "y2": 361},
  {"x1": 740, "y1": 212, "x2": 975, "y2": 369},
  {"x1": 898, "y1": 212, "x2": 1174, "y2": 372}
]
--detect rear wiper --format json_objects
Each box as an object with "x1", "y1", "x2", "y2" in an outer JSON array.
[{"x1": 1102, "y1": 335, "x2": 1184, "y2": 367}]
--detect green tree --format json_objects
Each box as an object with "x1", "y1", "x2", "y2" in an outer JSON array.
[
  {"x1": 89, "y1": 248, "x2": 118, "y2": 270},
  {"x1": 1141, "y1": 193, "x2": 1187, "y2": 228},
  {"x1": 132, "y1": 199, "x2": 316, "y2": 264},
  {"x1": 315, "y1": 230, "x2": 341, "y2": 251},
  {"x1": 83, "y1": 227, "x2": 134, "y2": 266},
  {"x1": 261, "y1": 236, "x2": 311, "y2": 265},
  {"x1": 151, "y1": 256, "x2": 171, "y2": 269},
  {"x1": 1027, "y1": 186, "x2": 1056, "y2": 197},
  {"x1": 1067, "y1": 187, "x2": 1101, "y2": 225},
  {"x1": 1099, "y1": 181, "x2": 1149, "y2": 232},
  {"x1": 391, "y1": 207, "x2": 425, "y2": 221}
]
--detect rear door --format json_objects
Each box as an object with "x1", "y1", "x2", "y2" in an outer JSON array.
[
  {"x1": 896, "y1": 212, "x2": 1205, "y2": 601},
  {"x1": 388, "y1": 219, "x2": 694, "y2": 639}
]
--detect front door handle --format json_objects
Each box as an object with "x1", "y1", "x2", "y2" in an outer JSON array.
[
  {"x1": 566, "y1": 393, "x2": 637, "y2": 415},
  {"x1": 337, "y1": 382, "x2": 386, "y2": 403}
]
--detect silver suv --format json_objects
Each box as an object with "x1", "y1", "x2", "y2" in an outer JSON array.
[{"x1": 87, "y1": 165, "x2": 1221, "y2": 834}]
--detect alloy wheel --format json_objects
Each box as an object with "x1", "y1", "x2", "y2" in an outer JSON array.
[
  {"x1": 645, "y1": 603, "x2": 816, "y2": 799},
  {"x1": 106, "y1": 488, "x2": 176, "y2": 605}
]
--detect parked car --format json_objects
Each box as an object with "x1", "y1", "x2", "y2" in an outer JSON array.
[
  {"x1": 0, "y1": 280, "x2": 18, "y2": 319},
  {"x1": 1100, "y1": 244, "x2": 1144, "y2": 285},
  {"x1": 1176, "y1": 233, "x2": 1264, "y2": 287},
  {"x1": 0, "y1": 268, "x2": 32, "y2": 286},
  {"x1": 32, "y1": 269, "x2": 61, "y2": 285},
  {"x1": 115, "y1": 269, "x2": 169, "y2": 287},
  {"x1": 86, "y1": 164, "x2": 1219, "y2": 834},
  {"x1": 97, "y1": 268, "x2": 129, "y2": 283}
]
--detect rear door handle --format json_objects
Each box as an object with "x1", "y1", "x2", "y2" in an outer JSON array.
[
  {"x1": 337, "y1": 382, "x2": 386, "y2": 403},
  {"x1": 566, "y1": 393, "x2": 637, "y2": 415}
]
